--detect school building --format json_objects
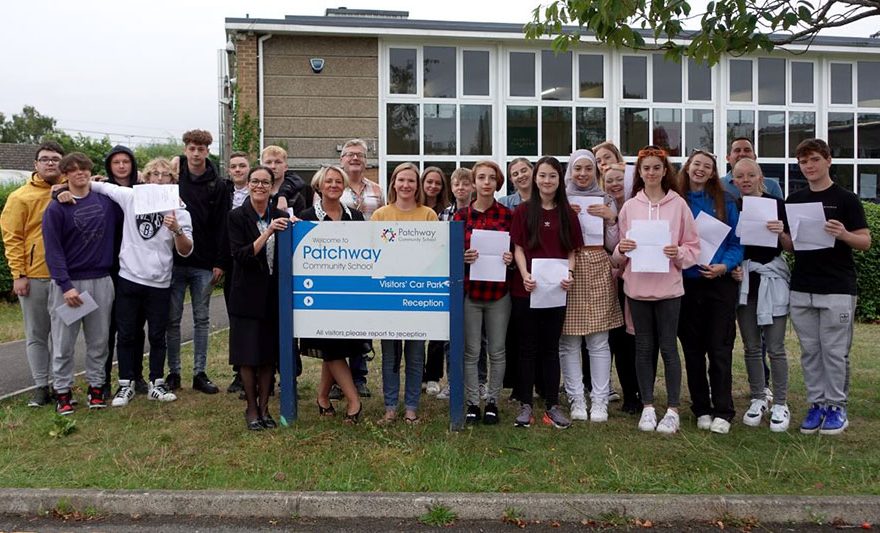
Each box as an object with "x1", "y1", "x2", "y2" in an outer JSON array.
[{"x1": 222, "y1": 8, "x2": 880, "y2": 199}]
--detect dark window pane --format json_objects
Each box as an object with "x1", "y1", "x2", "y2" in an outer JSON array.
[
  {"x1": 424, "y1": 46, "x2": 456, "y2": 98},
  {"x1": 831, "y1": 164, "x2": 854, "y2": 191},
  {"x1": 652, "y1": 108, "x2": 682, "y2": 156},
  {"x1": 653, "y1": 55, "x2": 682, "y2": 103},
  {"x1": 542, "y1": 50, "x2": 572, "y2": 101},
  {"x1": 858, "y1": 61, "x2": 880, "y2": 107},
  {"x1": 576, "y1": 107, "x2": 606, "y2": 151},
  {"x1": 542, "y1": 107, "x2": 573, "y2": 155},
  {"x1": 685, "y1": 109, "x2": 714, "y2": 155},
  {"x1": 578, "y1": 55, "x2": 604, "y2": 98},
  {"x1": 727, "y1": 109, "x2": 755, "y2": 148},
  {"x1": 389, "y1": 48, "x2": 416, "y2": 94},
  {"x1": 387, "y1": 103, "x2": 419, "y2": 155},
  {"x1": 858, "y1": 164, "x2": 880, "y2": 201},
  {"x1": 622, "y1": 56, "x2": 647, "y2": 99},
  {"x1": 858, "y1": 113, "x2": 880, "y2": 158},
  {"x1": 791, "y1": 62, "x2": 814, "y2": 103},
  {"x1": 688, "y1": 59, "x2": 712, "y2": 101},
  {"x1": 429, "y1": 161, "x2": 458, "y2": 181},
  {"x1": 831, "y1": 64, "x2": 853, "y2": 104},
  {"x1": 510, "y1": 52, "x2": 535, "y2": 97},
  {"x1": 788, "y1": 163, "x2": 807, "y2": 195},
  {"x1": 730, "y1": 60, "x2": 752, "y2": 102},
  {"x1": 758, "y1": 58, "x2": 786, "y2": 105},
  {"x1": 423, "y1": 104, "x2": 456, "y2": 155},
  {"x1": 758, "y1": 111, "x2": 785, "y2": 157},
  {"x1": 387, "y1": 161, "x2": 408, "y2": 186},
  {"x1": 828, "y1": 112, "x2": 855, "y2": 158},
  {"x1": 620, "y1": 108, "x2": 649, "y2": 156},
  {"x1": 788, "y1": 112, "x2": 816, "y2": 158},
  {"x1": 507, "y1": 106, "x2": 538, "y2": 155},
  {"x1": 461, "y1": 105, "x2": 492, "y2": 156},
  {"x1": 761, "y1": 163, "x2": 785, "y2": 196},
  {"x1": 463, "y1": 51, "x2": 490, "y2": 96}
]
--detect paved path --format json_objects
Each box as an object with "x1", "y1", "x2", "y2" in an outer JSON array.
[{"x1": 0, "y1": 294, "x2": 229, "y2": 400}]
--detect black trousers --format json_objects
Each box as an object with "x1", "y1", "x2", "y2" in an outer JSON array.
[
  {"x1": 105, "y1": 275, "x2": 144, "y2": 385},
  {"x1": 512, "y1": 296, "x2": 564, "y2": 409},
  {"x1": 678, "y1": 276, "x2": 738, "y2": 421},
  {"x1": 115, "y1": 277, "x2": 171, "y2": 382}
]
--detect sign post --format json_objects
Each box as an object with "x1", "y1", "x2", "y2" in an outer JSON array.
[{"x1": 277, "y1": 221, "x2": 465, "y2": 430}]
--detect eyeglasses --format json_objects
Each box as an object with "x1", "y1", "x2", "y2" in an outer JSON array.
[
  {"x1": 147, "y1": 171, "x2": 173, "y2": 178},
  {"x1": 249, "y1": 179, "x2": 272, "y2": 188},
  {"x1": 36, "y1": 157, "x2": 62, "y2": 164},
  {"x1": 637, "y1": 148, "x2": 668, "y2": 159},
  {"x1": 342, "y1": 152, "x2": 366, "y2": 159}
]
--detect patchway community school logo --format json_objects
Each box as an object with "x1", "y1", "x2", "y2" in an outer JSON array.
[{"x1": 380, "y1": 227, "x2": 397, "y2": 243}]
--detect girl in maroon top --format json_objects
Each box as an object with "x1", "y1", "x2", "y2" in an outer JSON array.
[
  {"x1": 510, "y1": 156, "x2": 583, "y2": 429},
  {"x1": 453, "y1": 160, "x2": 513, "y2": 425}
]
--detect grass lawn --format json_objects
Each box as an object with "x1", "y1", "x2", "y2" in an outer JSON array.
[
  {"x1": 0, "y1": 300, "x2": 23, "y2": 344},
  {"x1": 0, "y1": 324, "x2": 878, "y2": 495}
]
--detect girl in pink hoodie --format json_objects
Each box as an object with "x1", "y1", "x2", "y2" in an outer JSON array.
[{"x1": 613, "y1": 146, "x2": 699, "y2": 434}]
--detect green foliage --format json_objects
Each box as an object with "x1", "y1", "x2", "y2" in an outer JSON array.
[
  {"x1": 0, "y1": 106, "x2": 56, "y2": 143},
  {"x1": 43, "y1": 132, "x2": 113, "y2": 175},
  {"x1": 134, "y1": 141, "x2": 185, "y2": 167},
  {"x1": 419, "y1": 504, "x2": 457, "y2": 527},
  {"x1": 232, "y1": 86, "x2": 261, "y2": 157},
  {"x1": 48, "y1": 414, "x2": 77, "y2": 439},
  {"x1": 0, "y1": 182, "x2": 21, "y2": 298},
  {"x1": 525, "y1": 0, "x2": 880, "y2": 66},
  {"x1": 854, "y1": 201, "x2": 880, "y2": 322}
]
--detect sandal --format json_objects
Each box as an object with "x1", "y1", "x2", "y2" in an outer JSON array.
[
  {"x1": 317, "y1": 400, "x2": 336, "y2": 417},
  {"x1": 343, "y1": 405, "x2": 362, "y2": 425},
  {"x1": 260, "y1": 412, "x2": 278, "y2": 429},
  {"x1": 403, "y1": 415, "x2": 421, "y2": 426},
  {"x1": 376, "y1": 411, "x2": 397, "y2": 426}
]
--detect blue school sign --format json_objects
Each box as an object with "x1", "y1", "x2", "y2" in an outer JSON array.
[{"x1": 276, "y1": 221, "x2": 466, "y2": 429}]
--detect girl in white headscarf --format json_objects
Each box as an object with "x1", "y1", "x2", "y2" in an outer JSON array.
[{"x1": 559, "y1": 149, "x2": 624, "y2": 423}]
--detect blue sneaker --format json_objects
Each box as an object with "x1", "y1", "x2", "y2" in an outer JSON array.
[
  {"x1": 799, "y1": 404, "x2": 825, "y2": 434},
  {"x1": 819, "y1": 406, "x2": 848, "y2": 435}
]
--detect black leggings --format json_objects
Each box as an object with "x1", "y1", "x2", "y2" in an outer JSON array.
[
  {"x1": 512, "y1": 296, "x2": 564, "y2": 409},
  {"x1": 628, "y1": 297, "x2": 682, "y2": 408}
]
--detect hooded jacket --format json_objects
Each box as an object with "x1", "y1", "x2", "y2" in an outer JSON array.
[
  {"x1": 613, "y1": 189, "x2": 700, "y2": 301},
  {"x1": 0, "y1": 173, "x2": 57, "y2": 278},
  {"x1": 104, "y1": 145, "x2": 139, "y2": 187},
  {"x1": 682, "y1": 190, "x2": 743, "y2": 277},
  {"x1": 175, "y1": 155, "x2": 228, "y2": 270},
  {"x1": 273, "y1": 170, "x2": 308, "y2": 214}
]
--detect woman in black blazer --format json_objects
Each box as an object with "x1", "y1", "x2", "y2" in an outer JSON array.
[
  {"x1": 227, "y1": 166, "x2": 290, "y2": 430},
  {"x1": 299, "y1": 165, "x2": 366, "y2": 423}
]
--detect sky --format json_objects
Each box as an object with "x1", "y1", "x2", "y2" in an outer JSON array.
[{"x1": 2, "y1": 0, "x2": 877, "y2": 151}]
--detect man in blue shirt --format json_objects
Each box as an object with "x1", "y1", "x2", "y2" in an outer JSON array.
[{"x1": 722, "y1": 138, "x2": 784, "y2": 200}]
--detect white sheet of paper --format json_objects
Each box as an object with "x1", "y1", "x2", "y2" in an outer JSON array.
[
  {"x1": 530, "y1": 258, "x2": 569, "y2": 309},
  {"x1": 53, "y1": 291, "x2": 99, "y2": 327},
  {"x1": 568, "y1": 197, "x2": 604, "y2": 246},
  {"x1": 133, "y1": 184, "x2": 180, "y2": 215},
  {"x1": 786, "y1": 202, "x2": 834, "y2": 251},
  {"x1": 469, "y1": 229, "x2": 510, "y2": 282},
  {"x1": 736, "y1": 196, "x2": 778, "y2": 248},
  {"x1": 626, "y1": 219, "x2": 671, "y2": 273},
  {"x1": 695, "y1": 211, "x2": 732, "y2": 265}
]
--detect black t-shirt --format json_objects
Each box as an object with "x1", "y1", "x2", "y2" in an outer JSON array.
[
  {"x1": 786, "y1": 183, "x2": 867, "y2": 295},
  {"x1": 738, "y1": 193, "x2": 789, "y2": 290}
]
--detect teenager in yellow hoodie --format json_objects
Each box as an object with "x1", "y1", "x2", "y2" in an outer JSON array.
[{"x1": 0, "y1": 141, "x2": 65, "y2": 407}]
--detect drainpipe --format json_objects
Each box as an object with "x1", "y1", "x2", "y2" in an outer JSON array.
[{"x1": 258, "y1": 34, "x2": 273, "y2": 151}]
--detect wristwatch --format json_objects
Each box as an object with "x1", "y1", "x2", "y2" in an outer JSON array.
[{"x1": 173, "y1": 228, "x2": 184, "y2": 236}]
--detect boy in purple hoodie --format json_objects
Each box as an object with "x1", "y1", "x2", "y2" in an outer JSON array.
[{"x1": 43, "y1": 153, "x2": 121, "y2": 414}]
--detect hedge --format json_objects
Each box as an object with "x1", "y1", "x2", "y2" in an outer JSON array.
[{"x1": 0, "y1": 183, "x2": 878, "y2": 320}]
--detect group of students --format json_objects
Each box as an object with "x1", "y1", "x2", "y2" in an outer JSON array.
[{"x1": 2, "y1": 131, "x2": 869, "y2": 436}]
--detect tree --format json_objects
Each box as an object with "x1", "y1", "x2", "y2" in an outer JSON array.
[
  {"x1": 0, "y1": 105, "x2": 57, "y2": 143},
  {"x1": 43, "y1": 131, "x2": 114, "y2": 174},
  {"x1": 524, "y1": 0, "x2": 880, "y2": 65}
]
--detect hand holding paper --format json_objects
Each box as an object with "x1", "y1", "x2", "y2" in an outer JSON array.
[
  {"x1": 626, "y1": 219, "x2": 671, "y2": 273},
  {"x1": 134, "y1": 184, "x2": 180, "y2": 215},
  {"x1": 469, "y1": 229, "x2": 510, "y2": 282},
  {"x1": 785, "y1": 202, "x2": 834, "y2": 250},
  {"x1": 530, "y1": 258, "x2": 569, "y2": 308},
  {"x1": 695, "y1": 211, "x2": 732, "y2": 266},
  {"x1": 736, "y1": 196, "x2": 779, "y2": 248},
  {"x1": 568, "y1": 197, "x2": 604, "y2": 246}
]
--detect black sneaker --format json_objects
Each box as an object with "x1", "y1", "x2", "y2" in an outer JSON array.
[
  {"x1": 227, "y1": 372, "x2": 243, "y2": 393},
  {"x1": 55, "y1": 391, "x2": 74, "y2": 416},
  {"x1": 483, "y1": 402, "x2": 499, "y2": 425},
  {"x1": 87, "y1": 385, "x2": 107, "y2": 409},
  {"x1": 466, "y1": 404, "x2": 481, "y2": 425},
  {"x1": 165, "y1": 372, "x2": 181, "y2": 391},
  {"x1": 193, "y1": 372, "x2": 219, "y2": 394},
  {"x1": 28, "y1": 386, "x2": 52, "y2": 407},
  {"x1": 134, "y1": 377, "x2": 149, "y2": 395},
  {"x1": 356, "y1": 382, "x2": 372, "y2": 398}
]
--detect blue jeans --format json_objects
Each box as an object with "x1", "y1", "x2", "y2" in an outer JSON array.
[
  {"x1": 380, "y1": 340, "x2": 425, "y2": 411},
  {"x1": 349, "y1": 353, "x2": 368, "y2": 386},
  {"x1": 166, "y1": 266, "x2": 213, "y2": 375}
]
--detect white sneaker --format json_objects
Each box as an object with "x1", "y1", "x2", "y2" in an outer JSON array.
[
  {"x1": 743, "y1": 398, "x2": 768, "y2": 427},
  {"x1": 479, "y1": 383, "x2": 488, "y2": 400},
  {"x1": 111, "y1": 380, "x2": 134, "y2": 407},
  {"x1": 638, "y1": 407, "x2": 657, "y2": 432},
  {"x1": 435, "y1": 384, "x2": 450, "y2": 400},
  {"x1": 696, "y1": 414, "x2": 713, "y2": 430},
  {"x1": 710, "y1": 417, "x2": 731, "y2": 434},
  {"x1": 656, "y1": 410, "x2": 680, "y2": 434},
  {"x1": 764, "y1": 387, "x2": 774, "y2": 406},
  {"x1": 569, "y1": 395, "x2": 588, "y2": 421},
  {"x1": 148, "y1": 379, "x2": 177, "y2": 402},
  {"x1": 769, "y1": 404, "x2": 791, "y2": 432},
  {"x1": 426, "y1": 381, "x2": 441, "y2": 395},
  {"x1": 590, "y1": 401, "x2": 609, "y2": 423}
]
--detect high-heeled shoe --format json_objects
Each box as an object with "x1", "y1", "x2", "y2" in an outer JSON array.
[
  {"x1": 260, "y1": 412, "x2": 278, "y2": 429},
  {"x1": 343, "y1": 405, "x2": 362, "y2": 425},
  {"x1": 317, "y1": 400, "x2": 336, "y2": 417}
]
